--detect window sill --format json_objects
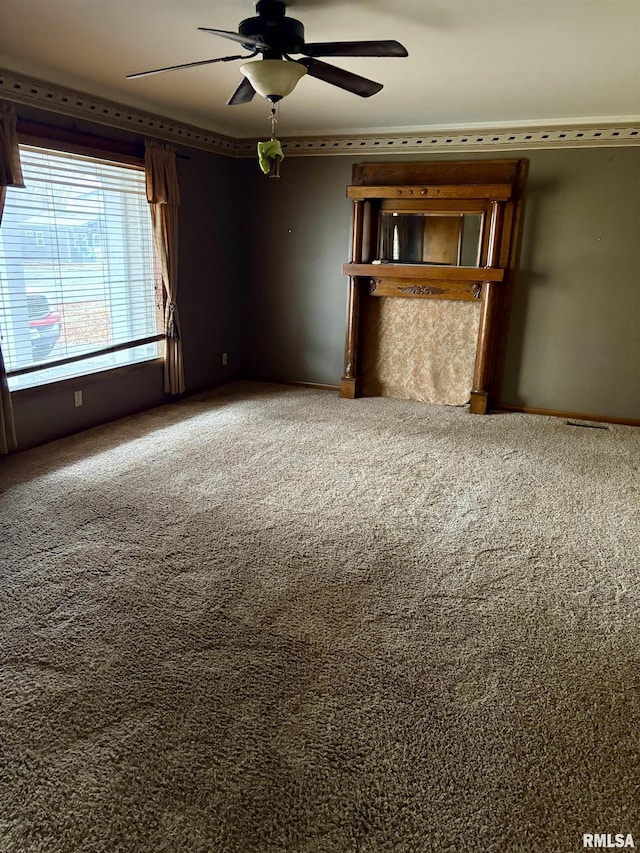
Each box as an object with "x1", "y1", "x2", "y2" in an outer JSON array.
[{"x1": 10, "y1": 357, "x2": 165, "y2": 401}]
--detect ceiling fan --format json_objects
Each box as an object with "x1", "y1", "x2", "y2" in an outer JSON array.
[{"x1": 127, "y1": 0, "x2": 408, "y2": 105}]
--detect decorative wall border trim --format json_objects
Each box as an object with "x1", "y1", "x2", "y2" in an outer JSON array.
[
  {"x1": 0, "y1": 69, "x2": 237, "y2": 156},
  {"x1": 240, "y1": 124, "x2": 640, "y2": 157},
  {"x1": 2, "y1": 68, "x2": 639, "y2": 158}
]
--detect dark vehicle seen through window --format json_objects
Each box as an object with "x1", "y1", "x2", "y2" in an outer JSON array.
[{"x1": 26, "y1": 290, "x2": 62, "y2": 360}]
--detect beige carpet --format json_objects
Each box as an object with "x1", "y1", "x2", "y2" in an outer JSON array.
[{"x1": 1, "y1": 382, "x2": 639, "y2": 853}]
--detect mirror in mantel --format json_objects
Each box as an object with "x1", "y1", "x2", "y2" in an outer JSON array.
[{"x1": 377, "y1": 212, "x2": 484, "y2": 267}]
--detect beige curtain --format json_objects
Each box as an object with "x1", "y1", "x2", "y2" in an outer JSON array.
[
  {"x1": 0, "y1": 103, "x2": 25, "y2": 454},
  {"x1": 144, "y1": 140, "x2": 184, "y2": 395}
]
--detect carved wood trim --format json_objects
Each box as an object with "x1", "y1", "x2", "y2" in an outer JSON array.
[{"x1": 369, "y1": 279, "x2": 484, "y2": 301}]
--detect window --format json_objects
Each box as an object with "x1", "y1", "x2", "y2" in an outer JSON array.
[{"x1": 0, "y1": 145, "x2": 163, "y2": 391}]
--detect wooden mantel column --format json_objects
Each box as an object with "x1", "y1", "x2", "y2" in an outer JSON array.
[
  {"x1": 470, "y1": 200, "x2": 503, "y2": 414},
  {"x1": 340, "y1": 199, "x2": 366, "y2": 398}
]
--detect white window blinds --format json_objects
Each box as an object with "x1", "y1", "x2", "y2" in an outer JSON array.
[{"x1": 0, "y1": 145, "x2": 162, "y2": 390}]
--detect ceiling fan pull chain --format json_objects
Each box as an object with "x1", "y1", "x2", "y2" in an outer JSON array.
[{"x1": 256, "y1": 103, "x2": 283, "y2": 177}]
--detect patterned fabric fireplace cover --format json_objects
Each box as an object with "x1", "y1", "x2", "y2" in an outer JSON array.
[{"x1": 360, "y1": 297, "x2": 481, "y2": 406}]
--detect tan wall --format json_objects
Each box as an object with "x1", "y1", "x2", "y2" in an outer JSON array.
[
  {"x1": 9, "y1": 128, "x2": 640, "y2": 450},
  {"x1": 241, "y1": 148, "x2": 640, "y2": 421}
]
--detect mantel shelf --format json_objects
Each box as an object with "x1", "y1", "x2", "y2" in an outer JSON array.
[{"x1": 342, "y1": 263, "x2": 504, "y2": 283}]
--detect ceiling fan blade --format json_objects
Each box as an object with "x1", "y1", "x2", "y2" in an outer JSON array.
[
  {"x1": 297, "y1": 58, "x2": 383, "y2": 98},
  {"x1": 198, "y1": 28, "x2": 270, "y2": 51},
  {"x1": 127, "y1": 54, "x2": 249, "y2": 79},
  {"x1": 227, "y1": 77, "x2": 257, "y2": 106},
  {"x1": 301, "y1": 40, "x2": 408, "y2": 58}
]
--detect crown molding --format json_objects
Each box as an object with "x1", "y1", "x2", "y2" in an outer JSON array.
[
  {"x1": 0, "y1": 69, "x2": 237, "y2": 156},
  {"x1": 249, "y1": 123, "x2": 640, "y2": 157},
  {"x1": 2, "y1": 68, "x2": 639, "y2": 159}
]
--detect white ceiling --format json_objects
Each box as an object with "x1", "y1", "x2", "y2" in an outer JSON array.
[{"x1": 0, "y1": 0, "x2": 638, "y2": 139}]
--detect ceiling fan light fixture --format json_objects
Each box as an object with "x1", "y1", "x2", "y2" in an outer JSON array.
[{"x1": 240, "y1": 59, "x2": 307, "y2": 102}]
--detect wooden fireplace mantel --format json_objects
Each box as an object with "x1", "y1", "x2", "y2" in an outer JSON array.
[
  {"x1": 342, "y1": 263, "x2": 505, "y2": 281},
  {"x1": 340, "y1": 159, "x2": 528, "y2": 414}
]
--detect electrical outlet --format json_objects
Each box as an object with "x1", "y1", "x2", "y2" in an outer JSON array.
[
  {"x1": 222, "y1": 352, "x2": 228, "y2": 366},
  {"x1": 74, "y1": 390, "x2": 83, "y2": 407}
]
